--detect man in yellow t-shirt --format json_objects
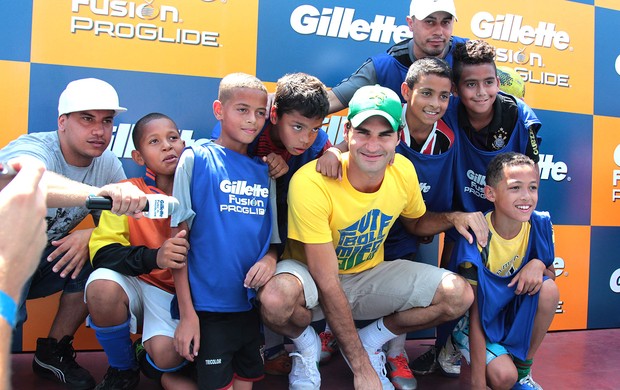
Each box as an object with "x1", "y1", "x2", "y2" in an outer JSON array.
[{"x1": 258, "y1": 85, "x2": 489, "y2": 390}]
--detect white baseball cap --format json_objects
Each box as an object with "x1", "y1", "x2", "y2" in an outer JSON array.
[
  {"x1": 410, "y1": 0, "x2": 458, "y2": 21},
  {"x1": 57, "y1": 78, "x2": 127, "y2": 117}
]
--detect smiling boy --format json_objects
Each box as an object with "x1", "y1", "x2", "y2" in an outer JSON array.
[{"x1": 449, "y1": 152, "x2": 558, "y2": 390}]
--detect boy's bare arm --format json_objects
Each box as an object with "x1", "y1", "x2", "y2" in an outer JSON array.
[
  {"x1": 171, "y1": 221, "x2": 199, "y2": 362},
  {"x1": 315, "y1": 142, "x2": 346, "y2": 180}
]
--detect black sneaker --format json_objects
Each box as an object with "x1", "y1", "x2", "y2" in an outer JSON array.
[
  {"x1": 32, "y1": 335, "x2": 96, "y2": 390},
  {"x1": 94, "y1": 366, "x2": 140, "y2": 390},
  {"x1": 410, "y1": 345, "x2": 439, "y2": 376}
]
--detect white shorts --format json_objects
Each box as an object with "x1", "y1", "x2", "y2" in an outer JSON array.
[
  {"x1": 275, "y1": 259, "x2": 452, "y2": 321},
  {"x1": 85, "y1": 268, "x2": 178, "y2": 342}
]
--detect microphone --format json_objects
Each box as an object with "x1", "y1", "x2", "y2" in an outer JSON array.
[{"x1": 86, "y1": 194, "x2": 180, "y2": 219}]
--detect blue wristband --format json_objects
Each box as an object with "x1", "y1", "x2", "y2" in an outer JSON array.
[{"x1": 0, "y1": 290, "x2": 17, "y2": 328}]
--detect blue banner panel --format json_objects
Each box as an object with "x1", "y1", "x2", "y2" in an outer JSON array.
[
  {"x1": 594, "y1": 7, "x2": 620, "y2": 117},
  {"x1": 587, "y1": 226, "x2": 620, "y2": 328},
  {"x1": 0, "y1": 0, "x2": 33, "y2": 62},
  {"x1": 535, "y1": 109, "x2": 592, "y2": 225},
  {"x1": 257, "y1": 0, "x2": 413, "y2": 86}
]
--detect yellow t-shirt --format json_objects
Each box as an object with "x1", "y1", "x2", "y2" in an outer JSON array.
[
  {"x1": 461, "y1": 212, "x2": 531, "y2": 284},
  {"x1": 284, "y1": 153, "x2": 426, "y2": 274}
]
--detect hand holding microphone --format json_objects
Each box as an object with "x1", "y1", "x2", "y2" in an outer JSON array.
[{"x1": 86, "y1": 194, "x2": 180, "y2": 219}]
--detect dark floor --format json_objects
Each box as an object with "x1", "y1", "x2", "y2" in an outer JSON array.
[{"x1": 11, "y1": 329, "x2": 620, "y2": 389}]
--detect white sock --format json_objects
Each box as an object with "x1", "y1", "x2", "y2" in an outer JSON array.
[
  {"x1": 291, "y1": 326, "x2": 320, "y2": 360},
  {"x1": 358, "y1": 318, "x2": 398, "y2": 352},
  {"x1": 386, "y1": 333, "x2": 407, "y2": 359}
]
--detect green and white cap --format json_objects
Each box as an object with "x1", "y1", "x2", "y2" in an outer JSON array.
[{"x1": 347, "y1": 85, "x2": 402, "y2": 132}]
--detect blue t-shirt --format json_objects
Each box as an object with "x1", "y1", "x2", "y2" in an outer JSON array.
[{"x1": 187, "y1": 143, "x2": 272, "y2": 312}]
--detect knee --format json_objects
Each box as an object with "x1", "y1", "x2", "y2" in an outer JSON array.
[
  {"x1": 145, "y1": 336, "x2": 183, "y2": 370},
  {"x1": 487, "y1": 364, "x2": 518, "y2": 390},
  {"x1": 538, "y1": 279, "x2": 560, "y2": 311},
  {"x1": 258, "y1": 274, "x2": 302, "y2": 328},
  {"x1": 85, "y1": 280, "x2": 126, "y2": 317},
  {"x1": 436, "y1": 274, "x2": 473, "y2": 319}
]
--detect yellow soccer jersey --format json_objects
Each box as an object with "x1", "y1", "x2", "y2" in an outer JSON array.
[
  {"x1": 284, "y1": 153, "x2": 426, "y2": 274},
  {"x1": 461, "y1": 212, "x2": 531, "y2": 284}
]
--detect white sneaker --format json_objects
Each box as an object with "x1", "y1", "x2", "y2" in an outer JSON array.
[
  {"x1": 367, "y1": 348, "x2": 396, "y2": 390},
  {"x1": 437, "y1": 336, "x2": 461, "y2": 377},
  {"x1": 339, "y1": 344, "x2": 395, "y2": 390},
  {"x1": 288, "y1": 331, "x2": 321, "y2": 390},
  {"x1": 512, "y1": 373, "x2": 543, "y2": 390},
  {"x1": 289, "y1": 352, "x2": 320, "y2": 390}
]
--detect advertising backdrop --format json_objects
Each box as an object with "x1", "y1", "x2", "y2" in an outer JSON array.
[{"x1": 2, "y1": 0, "x2": 619, "y2": 349}]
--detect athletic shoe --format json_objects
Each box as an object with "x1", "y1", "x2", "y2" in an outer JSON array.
[
  {"x1": 94, "y1": 366, "x2": 140, "y2": 390},
  {"x1": 319, "y1": 331, "x2": 338, "y2": 364},
  {"x1": 289, "y1": 331, "x2": 321, "y2": 390},
  {"x1": 339, "y1": 341, "x2": 394, "y2": 389},
  {"x1": 289, "y1": 352, "x2": 321, "y2": 390},
  {"x1": 436, "y1": 336, "x2": 461, "y2": 377},
  {"x1": 264, "y1": 349, "x2": 292, "y2": 376},
  {"x1": 386, "y1": 353, "x2": 417, "y2": 390},
  {"x1": 32, "y1": 336, "x2": 96, "y2": 390},
  {"x1": 367, "y1": 348, "x2": 395, "y2": 390},
  {"x1": 512, "y1": 373, "x2": 543, "y2": 390},
  {"x1": 410, "y1": 345, "x2": 438, "y2": 375}
]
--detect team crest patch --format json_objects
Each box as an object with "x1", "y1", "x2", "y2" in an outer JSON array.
[{"x1": 492, "y1": 127, "x2": 508, "y2": 150}]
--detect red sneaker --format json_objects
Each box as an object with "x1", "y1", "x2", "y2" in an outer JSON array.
[
  {"x1": 319, "y1": 331, "x2": 338, "y2": 364},
  {"x1": 386, "y1": 353, "x2": 418, "y2": 390}
]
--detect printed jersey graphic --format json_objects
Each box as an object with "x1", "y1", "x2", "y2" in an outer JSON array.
[
  {"x1": 336, "y1": 209, "x2": 392, "y2": 271},
  {"x1": 219, "y1": 179, "x2": 269, "y2": 215}
]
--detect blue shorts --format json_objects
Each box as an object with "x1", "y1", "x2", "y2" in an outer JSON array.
[{"x1": 452, "y1": 312, "x2": 509, "y2": 365}]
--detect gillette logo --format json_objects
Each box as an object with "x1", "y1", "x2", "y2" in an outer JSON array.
[
  {"x1": 538, "y1": 154, "x2": 569, "y2": 182},
  {"x1": 290, "y1": 5, "x2": 411, "y2": 44},
  {"x1": 220, "y1": 180, "x2": 269, "y2": 198},
  {"x1": 471, "y1": 12, "x2": 570, "y2": 50}
]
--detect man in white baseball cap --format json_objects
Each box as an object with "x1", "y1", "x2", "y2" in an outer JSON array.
[
  {"x1": 0, "y1": 78, "x2": 147, "y2": 389},
  {"x1": 58, "y1": 78, "x2": 127, "y2": 117},
  {"x1": 327, "y1": 0, "x2": 465, "y2": 114},
  {"x1": 409, "y1": 0, "x2": 457, "y2": 22}
]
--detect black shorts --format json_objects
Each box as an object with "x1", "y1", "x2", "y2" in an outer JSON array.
[{"x1": 196, "y1": 309, "x2": 264, "y2": 389}]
